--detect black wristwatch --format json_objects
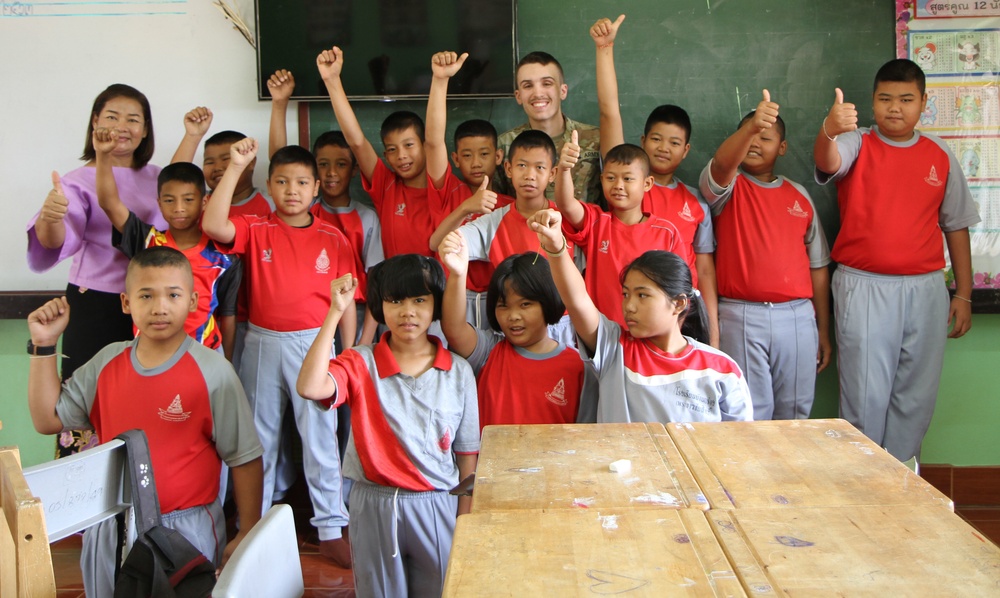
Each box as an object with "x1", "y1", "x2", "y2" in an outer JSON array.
[{"x1": 27, "y1": 340, "x2": 57, "y2": 356}]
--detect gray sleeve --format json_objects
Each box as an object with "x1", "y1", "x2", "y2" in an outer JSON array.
[
  {"x1": 925, "y1": 135, "x2": 982, "y2": 232},
  {"x1": 464, "y1": 328, "x2": 502, "y2": 375},
  {"x1": 579, "y1": 313, "x2": 621, "y2": 376},
  {"x1": 689, "y1": 189, "x2": 716, "y2": 254},
  {"x1": 191, "y1": 345, "x2": 263, "y2": 467},
  {"x1": 699, "y1": 160, "x2": 736, "y2": 215},
  {"x1": 814, "y1": 128, "x2": 864, "y2": 185},
  {"x1": 457, "y1": 209, "x2": 503, "y2": 261},
  {"x1": 451, "y1": 358, "x2": 481, "y2": 454},
  {"x1": 574, "y1": 361, "x2": 600, "y2": 424},
  {"x1": 786, "y1": 180, "x2": 831, "y2": 268},
  {"x1": 719, "y1": 369, "x2": 753, "y2": 422},
  {"x1": 358, "y1": 203, "x2": 385, "y2": 269}
]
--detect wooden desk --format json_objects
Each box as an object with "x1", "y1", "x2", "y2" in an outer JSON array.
[
  {"x1": 444, "y1": 509, "x2": 745, "y2": 597},
  {"x1": 472, "y1": 423, "x2": 706, "y2": 512},
  {"x1": 665, "y1": 418, "x2": 953, "y2": 510},
  {"x1": 709, "y1": 505, "x2": 1000, "y2": 596}
]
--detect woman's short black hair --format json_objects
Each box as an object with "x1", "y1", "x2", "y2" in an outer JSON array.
[
  {"x1": 486, "y1": 253, "x2": 565, "y2": 332},
  {"x1": 367, "y1": 254, "x2": 445, "y2": 324}
]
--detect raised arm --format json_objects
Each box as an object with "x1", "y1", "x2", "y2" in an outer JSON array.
[
  {"x1": 317, "y1": 47, "x2": 380, "y2": 181},
  {"x1": 267, "y1": 70, "x2": 295, "y2": 159},
  {"x1": 297, "y1": 274, "x2": 356, "y2": 400},
  {"x1": 27, "y1": 297, "x2": 70, "y2": 435},
  {"x1": 93, "y1": 127, "x2": 130, "y2": 232},
  {"x1": 709, "y1": 89, "x2": 779, "y2": 187},
  {"x1": 171, "y1": 107, "x2": 213, "y2": 164},
  {"x1": 202, "y1": 138, "x2": 258, "y2": 245},
  {"x1": 554, "y1": 130, "x2": 586, "y2": 230},
  {"x1": 438, "y1": 230, "x2": 479, "y2": 357},
  {"x1": 528, "y1": 209, "x2": 600, "y2": 353},
  {"x1": 427, "y1": 176, "x2": 496, "y2": 251},
  {"x1": 337, "y1": 297, "x2": 358, "y2": 352},
  {"x1": 813, "y1": 88, "x2": 857, "y2": 175},
  {"x1": 426, "y1": 51, "x2": 468, "y2": 188},
  {"x1": 590, "y1": 15, "x2": 626, "y2": 158}
]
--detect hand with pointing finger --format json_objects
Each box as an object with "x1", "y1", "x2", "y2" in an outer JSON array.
[
  {"x1": 823, "y1": 88, "x2": 858, "y2": 138},
  {"x1": 40, "y1": 171, "x2": 70, "y2": 225},
  {"x1": 590, "y1": 14, "x2": 625, "y2": 47},
  {"x1": 750, "y1": 89, "x2": 780, "y2": 133}
]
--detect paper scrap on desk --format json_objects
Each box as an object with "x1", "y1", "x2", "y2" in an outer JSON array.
[{"x1": 609, "y1": 459, "x2": 632, "y2": 474}]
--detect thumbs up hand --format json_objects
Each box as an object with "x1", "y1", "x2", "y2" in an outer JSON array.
[
  {"x1": 431, "y1": 51, "x2": 469, "y2": 79},
  {"x1": 462, "y1": 176, "x2": 498, "y2": 216},
  {"x1": 559, "y1": 130, "x2": 581, "y2": 172},
  {"x1": 590, "y1": 15, "x2": 625, "y2": 47},
  {"x1": 823, "y1": 87, "x2": 858, "y2": 138},
  {"x1": 751, "y1": 89, "x2": 780, "y2": 133},
  {"x1": 40, "y1": 171, "x2": 70, "y2": 224}
]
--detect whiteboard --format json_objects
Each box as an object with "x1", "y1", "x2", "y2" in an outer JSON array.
[{"x1": 0, "y1": 0, "x2": 289, "y2": 290}]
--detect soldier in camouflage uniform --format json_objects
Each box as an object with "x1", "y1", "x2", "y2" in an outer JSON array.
[{"x1": 496, "y1": 52, "x2": 603, "y2": 205}]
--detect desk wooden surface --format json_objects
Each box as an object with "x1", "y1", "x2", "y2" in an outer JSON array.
[
  {"x1": 472, "y1": 423, "x2": 706, "y2": 513},
  {"x1": 444, "y1": 508, "x2": 745, "y2": 597},
  {"x1": 665, "y1": 418, "x2": 953, "y2": 510},
  {"x1": 709, "y1": 505, "x2": 1000, "y2": 597}
]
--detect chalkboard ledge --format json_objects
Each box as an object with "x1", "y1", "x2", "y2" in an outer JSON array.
[{"x1": 1, "y1": 292, "x2": 64, "y2": 320}]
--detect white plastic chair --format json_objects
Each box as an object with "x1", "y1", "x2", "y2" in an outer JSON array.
[{"x1": 213, "y1": 504, "x2": 304, "y2": 598}]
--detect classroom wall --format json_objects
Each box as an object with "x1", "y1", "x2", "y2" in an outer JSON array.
[
  {"x1": 0, "y1": 0, "x2": 284, "y2": 290},
  {"x1": 2, "y1": 1, "x2": 995, "y2": 468}
]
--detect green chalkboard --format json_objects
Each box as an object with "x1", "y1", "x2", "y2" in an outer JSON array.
[{"x1": 306, "y1": 0, "x2": 895, "y2": 239}]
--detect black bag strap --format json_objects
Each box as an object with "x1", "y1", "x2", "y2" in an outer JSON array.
[{"x1": 115, "y1": 429, "x2": 162, "y2": 535}]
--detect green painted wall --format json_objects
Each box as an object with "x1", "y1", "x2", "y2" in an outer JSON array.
[{"x1": 2, "y1": 316, "x2": 998, "y2": 468}]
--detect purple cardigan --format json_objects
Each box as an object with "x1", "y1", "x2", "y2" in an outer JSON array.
[{"x1": 26, "y1": 164, "x2": 167, "y2": 294}]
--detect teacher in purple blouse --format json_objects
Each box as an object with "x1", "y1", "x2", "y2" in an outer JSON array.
[{"x1": 26, "y1": 84, "x2": 167, "y2": 454}]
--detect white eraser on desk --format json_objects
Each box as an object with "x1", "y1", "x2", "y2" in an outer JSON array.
[{"x1": 609, "y1": 459, "x2": 632, "y2": 474}]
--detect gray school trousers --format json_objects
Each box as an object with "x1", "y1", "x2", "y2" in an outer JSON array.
[
  {"x1": 82, "y1": 499, "x2": 225, "y2": 597},
  {"x1": 349, "y1": 481, "x2": 458, "y2": 598},
  {"x1": 719, "y1": 297, "x2": 818, "y2": 421},
  {"x1": 832, "y1": 265, "x2": 949, "y2": 461}
]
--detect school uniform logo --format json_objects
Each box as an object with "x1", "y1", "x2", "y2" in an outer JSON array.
[
  {"x1": 158, "y1": 395, "x2": 191, "y2": 422},
  {"x1": 599, "y1": 240, "x2": 610, "y2": 254},
  {"x1": 316, "y1": 249, "x2": 331, "y2": 274},
  {"x1": 261, "y1": 248, "x2": 273, "y2": 263},
  {"x1": 678, "y1": 202, "x2": 696, "y2": 222},
  {"x1": 925, "y1": 165, "x2": 943, "y2": 187},
  {"x1": 545, "y1": 378, "x2": 568, "y2": 406},
  {"x1": 437, "y1": 428, "x2": 452, "y2": 452},
  {"x1": 395, "y1": 203, "x2": 406, "y2": 216},
  {"x1": 786, "y1": 200, "x2": 809, "y2": 219}
]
